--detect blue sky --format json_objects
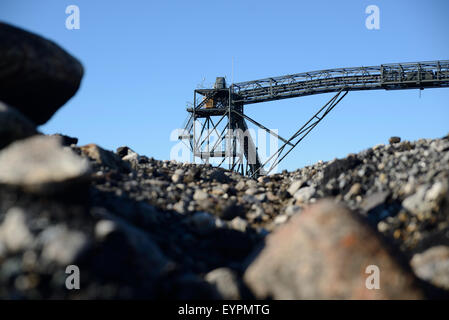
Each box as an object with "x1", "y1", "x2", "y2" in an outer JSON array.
[{"x1": 1, "y1": 0, "x2": 448, "y2": 172}]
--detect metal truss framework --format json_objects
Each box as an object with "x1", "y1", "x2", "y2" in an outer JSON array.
[{"x1": 180, "y1": 60, "x2": 449, "y2": 178}]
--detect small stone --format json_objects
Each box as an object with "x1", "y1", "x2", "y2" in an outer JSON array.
[
  {"x1": 0, "y1": 135, "x2": 90, "y2": 194},
  {"x1": 188, "y1": 212, "x2": 216, "y2": 235},
  {"x1": 323, "y1": 156, "x2": 361, "y2": 182},
  {"x1": 402, "y1": 185, "x2": 432, "y2": 216},
  {"x1": 425, "y1": 181, "x2": 448, "y2": 204},
  {"x1": 293, "y1": 186, "x2": 316, "y2": 203},
  {"x1": 401, "y1": 180, "x2": 416, "y2": 196},
  {"x1": 51, "y1": 134, "x2": 78, "y2": 146},
  {"x1": 205, "y1": 268, "x2": 241, "y2": 300},
  {"x1": 246, "y1": 180, "x2": 257, "y2": 188},
  {"x1": 193, "y1": 189, "x2": 209, "y2": 201},
  {"x1": 287, "y1": 180, "x2": 304, "y2": 196},
  {"x1": 173, "y1": 168, "x2": 184, "y2": 176},
  {"x1": 398, "y1": 212, "x2": 408, "y2": 223},
  {"x1": 349, "y1": 183, "x2": 362, "y2": 196},
  {"x1": 80, "y1": 143, "x2": 130, "y2": 172},
  {"x1": 95, "y1": 220, "x2": 117, "y2": 240},
  {"x1": 389, "y1": 136, "x2": 401, "y2": 144},
  {"x1": 219, "y1": 202, "x2": 244, "y2": 221},
  {"x1": 40, "y1": 225, "x2": 89, "y2": 266},
  {"x1": 274, "y1": 215, "x2": 288, "y2": 225},
  {"x1": 211, "y1": 186, "x2": 225, "y2": 196},
  {"x1": 377, "y1": 221, "x2": 389, "y2": 233},
  {"x1": 266, "y1": 191, "x2": 278, "y2": 202},
  {"x1": 230, "y1": 216, "x2": 248, "y2": 232},
  {"x1": 0, "y1": 207, "x2": 34, "y2": 252},
  {"x1": 257, "y1": 176, "x2": 269, "y2": 184},
  {"x1": 245, "y1": 187, "x2": 258, "y2": 195},
  {"x1": 116, "y1": 146, "x2": 131, "y2": 158},
  {"x1": 411, "y1": 246, "x2": 449, "y2": 290},
  {"x1": 285, "y1": 205, "x2": 302, "y2": 216},
  {"x1": 241, "y1": 194, "x2": 258, "y2": 204},
  {"x1": 379, "y1": 173, "x2": 388, "y2": 184},
  {"x1": 122, "y1": 152, "x2": 140, "y2": 169},
  {"x1": 255, "y1": 193, "x2": 267, "y2": 202},
  {"x1": 209, "y1": 170, "x2": 231, "y2": 183},
  {"x1": 361, "y1": 191, "x2": 389, "y2": 213},
  {"x1": 235, "y1": 180, "x2": 246, "y2": 191},
  {"x1": 173, "y1": 201, "x2": 188, "y2": 215},
  {"x1": 171, "y1": 173, "x2": 183, "y2": 184}
]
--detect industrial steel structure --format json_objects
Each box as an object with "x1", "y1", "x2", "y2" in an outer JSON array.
[{"x1": 179, "y1": 60, "x2": 449, "y2": 178}]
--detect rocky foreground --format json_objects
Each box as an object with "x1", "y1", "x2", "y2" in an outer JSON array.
[
  {"x1": 0, "y1": 22, "x2": 448, "y2": 300},
  {"x1": 0, "y1": 132, "x2": 448, "y2": 299}
]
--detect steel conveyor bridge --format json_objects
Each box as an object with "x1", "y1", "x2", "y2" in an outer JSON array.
[{"x1": 179, "y1": 60, "x2": 449, "y2": 178}]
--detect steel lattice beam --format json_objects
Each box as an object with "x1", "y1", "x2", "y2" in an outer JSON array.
[
  {"x1": 232, "y1": 60, "x2": 449, "y2": 104},
  {"x1": 180, "y1": 60, "x2": 449, "y2": 177}
]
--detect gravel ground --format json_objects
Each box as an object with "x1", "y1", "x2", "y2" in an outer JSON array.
[{"x1": 1, "y1": 133, "x2": 448, "y2": 299}]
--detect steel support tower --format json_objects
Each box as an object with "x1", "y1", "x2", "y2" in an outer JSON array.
[{"x1": 179, "y1": 60, "x2": 449, "y2": 178}]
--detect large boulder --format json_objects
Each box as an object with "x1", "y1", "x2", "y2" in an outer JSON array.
[
  {"x1": 0, "y1": 22, "x2": 83, "y2": 125},
  {"x1": 244, "y1": 199, "x2": 424, "y2": 299}
]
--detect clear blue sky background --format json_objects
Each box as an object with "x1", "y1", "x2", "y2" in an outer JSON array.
[{"x1": 1, "y1": 0, "x2": 448, "y2": 172}]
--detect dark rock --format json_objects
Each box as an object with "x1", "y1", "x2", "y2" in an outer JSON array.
[
  {"x1": 186, "y1": 212, "x2": 217, "y2": 235},
  {"x1": 0, "y1": 22, "x2": 83, "y2": 125},
  {"x1": 209, "y1": 169, "x2": 231, "y2": 183},
  {"x1": 116, "y1": 146, "x2": 131, "y2": 158},
  {"x1": 206, "y1": 228, "x2": 254, "y2": 260},
  {"x1": 218, "y1": 202, "x2": 245, "y2": 221},
  {"x1": 80, "y1": 144, "x2": 130, "y2": 173},
  {"x1": 0, "y1": 101, "x2": 38, "y2": 149},
  {"x1": 360, "y1": 191, "x2": 397, "y2": 223},
  {"x1": 88, "y1": 213, "x2": 174, "y2": 297},
  {"x1": 160, "y1": 273, "x2": 221, "y2": 300},
  {"x1": 51, "y1": 134, "x2": 78, "y2": 146},
  {"x1": 389, "y1": 136, "x2": 401, "y2": 144},
  {"x1": 323, "y1": 155, "x2": 361, "y2": 183}
]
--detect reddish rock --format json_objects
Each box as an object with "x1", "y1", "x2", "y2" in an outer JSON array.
[{"x1": 243, "y1": 199, "x2": 424, "y2": 299}]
